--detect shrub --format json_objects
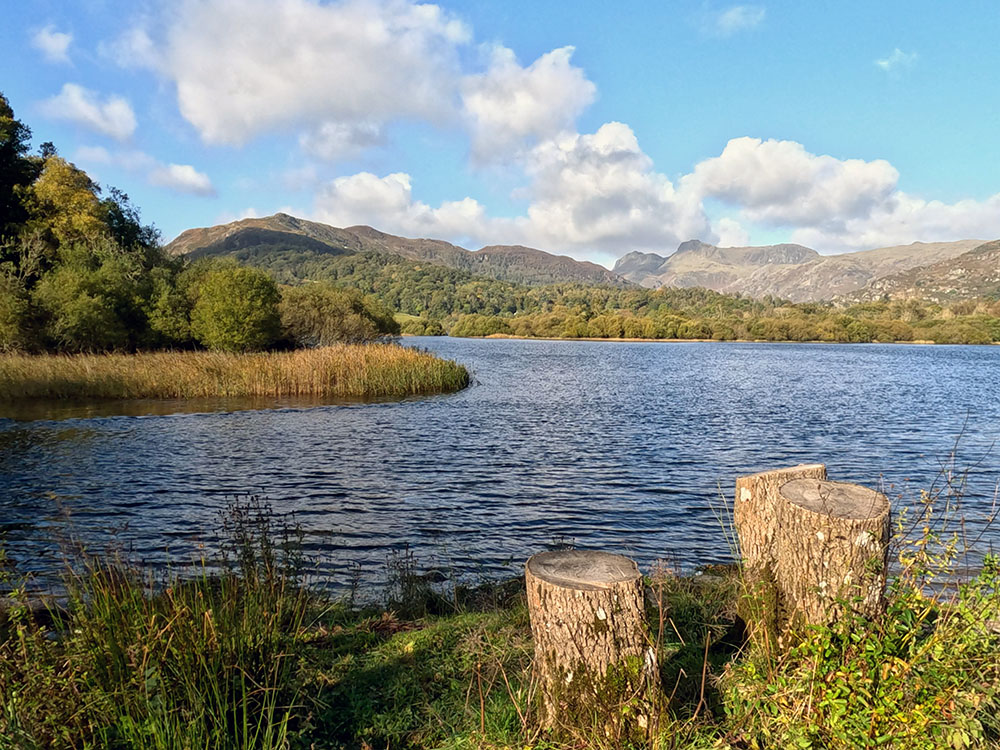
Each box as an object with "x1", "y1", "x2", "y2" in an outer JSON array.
[
  {"x1": 279, "y1": 283, "x2": 399, "y2": 346},
  {"x1": 190, "y1": 266, "x2": 280, "y2": 351}
]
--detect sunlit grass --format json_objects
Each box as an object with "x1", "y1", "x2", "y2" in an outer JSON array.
[{"x1": 0, "y1": 344, "x2": 469, "y2": 400}]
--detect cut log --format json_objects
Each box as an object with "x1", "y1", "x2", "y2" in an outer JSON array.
[
  {"x1": 734, "y1": 463, "x2": 827, "y2": 573},
  {"x1": 774, "y1": 478, "x2": 891, "y2": 630},
  {"x1": 525, "y1": 550, "x2": 658, "y2": 737}
]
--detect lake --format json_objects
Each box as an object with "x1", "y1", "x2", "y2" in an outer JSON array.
[{"x1": 1, "y1": 339, "x2": 998, "y2": 592}]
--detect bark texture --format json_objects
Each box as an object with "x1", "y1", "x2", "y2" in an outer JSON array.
[
  {"x1": 525, "y1": 550, "x2": 658, "y2": 737},
  {"x1": 774, "y1": 478, "x2": 891, "y2": 631},
  {"x1": 734, "y1": 464, "x2": 827, "y2": 573}
]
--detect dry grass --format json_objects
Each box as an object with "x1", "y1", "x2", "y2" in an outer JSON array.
[{"x1": 0, "y1": 344, "x2": 469, "y2": 400}]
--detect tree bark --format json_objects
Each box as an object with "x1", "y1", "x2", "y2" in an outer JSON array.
[
  {"x1": 525, "y1": 550, "x2": 658, "y2": 739},
  {"x1": 734, "y1": 463, "x2": 827, "y2": 573},
  {"x1": 774, "y1": 478, "x2": 891, "y2": 631}
]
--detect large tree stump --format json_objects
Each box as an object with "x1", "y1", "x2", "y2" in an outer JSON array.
[
  {"x1": 525, "y1": 550, "x2": 658, "y2": 737},
  {"x1": 774, "y1": 478, "x2": 891, "y2": 631},
  {"x1": 735, "y1": 463, "x2": 827, "y2": 573}
]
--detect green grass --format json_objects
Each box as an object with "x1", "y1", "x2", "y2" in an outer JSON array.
[
  {"x1": 2, "y1": 492, "x2": 998, "y2": 749},
  {"x1": 0, "y1": 343, "x2": 469, "y2": 401}
]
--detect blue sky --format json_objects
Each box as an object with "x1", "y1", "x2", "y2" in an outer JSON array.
[{"x1": 4, "y1": 0, "x2": 1000, "y2": 266}]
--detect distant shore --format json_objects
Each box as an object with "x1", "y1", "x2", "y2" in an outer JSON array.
[{"x1": 404, "y1": 333, "x2": 997, "y2": 345}]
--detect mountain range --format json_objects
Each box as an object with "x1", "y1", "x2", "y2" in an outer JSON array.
[
  {"x1": 166, "y1": 213, "x2": 627, "y2": 287},
  {"x1": 167, "y1": 214, "x2": 998, "y2": 303},
  {"x1": 612, "y1": 239, "x2": 986, "y2": 301}
]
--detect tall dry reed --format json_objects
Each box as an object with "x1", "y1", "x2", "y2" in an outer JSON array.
[{"x1": 0, "y1": 344, "x2": 469, "y2": 400}]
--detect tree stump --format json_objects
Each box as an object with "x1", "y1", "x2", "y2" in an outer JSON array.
[
  {"x1": 525, "y1": 550, "x2": 658, "y2": 737},
  {"x1": 774, "y1": 478, "x2": 891, "y2": 631},
  {"x1": 734, "y1": 463, "x2": 827, "y2": 573}
]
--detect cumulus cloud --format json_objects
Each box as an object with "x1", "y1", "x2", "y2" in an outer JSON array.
[
  {"x1": 313, "y1": 122, "x2": 714, "y2": 262},
  {"x1": 299, "y1": 121, "x2": 384, "y2": 161},
  {"x1": 149, "y1": 164, "x2": 216, "y2": 195},
  {"x1": 40, "y1": 83, "x2": 137, "y2": 141},
  {"x1": 115, "y1": 0, "x2": 469, "y2": 146},
  {"x1": 875, "y1": 48, "x2": 917, "y2": 73},
  {"x1": 710, "y1": 5, "x2": 766, "y2": 36},
  {"x1": 791, "y1": 193, "x2": 1000, "y2": 251},
  {"x1": 713, "y1": 217, "x2": 751, "y2": 247},
  {"x1": 313, "y1": 172, "x2": 491, "y2": 239},
  {"x1": 687, "y1": 137, "x2": 899, "y2": 231},
  {"x1": 31, "y1": 25, "x2": 73, "y2": 64},
  {"x1": 516, "y1": 123, "x2": 710, "y2": 253},
  {"x1": 461, "y1": 45, "x2": 596, "y2": 161},
  {"x1": 100, "y1": 26, "x2": 159, "y2": 69},
  {"x1": 74, "y1": 145, "x2": 215, "y2": 196},
  {"x1": 686, "y1": 137, "x2": 1000, "y2": 251}
]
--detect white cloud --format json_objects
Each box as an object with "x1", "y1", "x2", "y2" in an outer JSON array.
[
  {"x1": 685, "y1": 137, "x2": 1000, "y2": 251},
  {"x1": 875, "y1": 48, "x2": 917, "y2": 73},
  {"x1": 40, "y1": 83, "x2": 137, "y2": 141},
  {"x1": 516, "y1": 123, "x2": 711, "y2": 253},
  {"x1": 313, "y1": 122, "x2": 714, "y2": 262},
  {"x1": 31, "y1": 25, "x2": 73, "y2": 64},
  {"x1": 711, "y1": 5, "x2": 766, "y2": 36},
  {"x1": 100, "y1": 26, "x2": 159, "y2": 69},
  {"x1": 149, "y1": 164, "x2": 216, "y2": 196},
  {"x1": 791, "y1": 193, "x2": 1000, "y2": 251},
  {"x1": 299, "y1": 121, "x2": 384, "y2": 161},
  {"x1": 461, "y1": 45, "x2": 596, "y2": 161},
  {"x1": 313, "y1": 172, "x2": 490, "y2": 239},
  {"x1": 713, "y1": 217, "x2": 751, "y2": 247},
  {"x1": 117, "y1": 0, "x2": 470, "y2": 146},
  {"x1": 74, "y1": 145, "x2": 215, "y2": 196},
  {"x1": 687, "y1": 136, "x2": 899, "y2": 231}
]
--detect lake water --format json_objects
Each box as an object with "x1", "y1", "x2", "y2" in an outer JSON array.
[{"x1": 1, "y1": 339, "x2": 998, "y2": 592}]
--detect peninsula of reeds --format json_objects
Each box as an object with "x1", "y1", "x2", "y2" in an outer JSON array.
[{"x1": 0, "y1": 344, "x2": 469, "y2": 401}]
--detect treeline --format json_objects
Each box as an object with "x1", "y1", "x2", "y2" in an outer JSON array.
[
  {"x1": 0, "y1": 93, "x2": 397, "y2": 353},
  {"x1": 447, "y1": 298, "x2": 1000, "y2": 344},
  {"x1": 226, "y1": 245, "x2": 1000, "y2": 344}
]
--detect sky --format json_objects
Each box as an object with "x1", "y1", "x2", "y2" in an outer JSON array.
[{"x1": 4, "y1": 0, "x2": 1000, "y2": 267}]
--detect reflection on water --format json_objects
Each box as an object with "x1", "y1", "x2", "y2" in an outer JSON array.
[
  {"x1": 0, "y1": 393, "x2": 414, "y2": 422},
  {"x1": 1, "y1": 339, "x2": 998, "y2": 592}
]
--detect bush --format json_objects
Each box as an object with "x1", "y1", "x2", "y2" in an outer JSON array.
[
  {"x1": 190, "y1": 266, "x2": 280, "y2": 351},
  {"x1": 279, "y1": 283, "x2": 399, "y2": 346}
]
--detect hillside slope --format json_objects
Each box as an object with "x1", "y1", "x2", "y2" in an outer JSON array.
[
  {"x1": 613, "y1": 239, "x2": 985, "y2": 301},
  {"x1": 847, "y1": 240, "x2": 1000, "y2": 302},
  {"x1": 167, "y1": 214, "x2": 628, "y2": 287}
]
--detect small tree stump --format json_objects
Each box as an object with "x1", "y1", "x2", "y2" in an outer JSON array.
[
  {"x1": 525, "y1": 550, "x2": 658, "y2": 737},
  {"x1": 734, "y1": 463, "x2": 827, "y2": 573},
  {"x1": 774, "y1": 478, "x2": 891, "y2": 630}
]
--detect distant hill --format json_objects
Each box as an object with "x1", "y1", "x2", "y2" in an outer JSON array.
[
  {"x1": 613, "y1": 239, "x2": 985, "y2": 301},
  {"x1": 846, "y1": 240, "x2": 1000, "y2": 302},
  {"x1": 166, "y1": 214, "x2": 629, "y2": 287}
]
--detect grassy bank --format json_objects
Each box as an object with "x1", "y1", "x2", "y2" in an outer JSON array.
[
  {"x1": 2, "y1": 494, "x2": 998, "y2": 749},
  {"x1": 0, "y1": 344, "x2": 469, "y2": 400}
]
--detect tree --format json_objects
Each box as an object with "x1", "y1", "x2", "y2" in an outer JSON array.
[
  {"x1": 0, "y1": 92, "x2": 38, "y2": 239},
  {"x1": 26, "y1": 156, "x2": 106, "y2": 247},
  {"x1": 279, "y1": 283, "x2": 399, "y2": 346},
  {"x1": 190, "y1": 266, "x2": 281, "y2": 351},
  {"x1": 0, "y1": 274, "x2": 30, "y2": 350}
]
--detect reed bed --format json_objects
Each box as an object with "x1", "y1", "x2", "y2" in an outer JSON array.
[{"x1": 0, "y1": 344, "x2": 469, "y2": 400}]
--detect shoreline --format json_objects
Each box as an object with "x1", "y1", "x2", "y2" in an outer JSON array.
[{"x1": 404, "y1": 333, "x2": 997, "y2": 345}]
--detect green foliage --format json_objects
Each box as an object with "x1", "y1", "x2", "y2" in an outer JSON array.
[
  {"x1": 0, "y1": 92, "x2": 40, "y2": 239},
  {"x1": 190, "y1": 266, "x2": 281, "y2": 351},
  {"x1": 279, "y1": 283, "x2": 399, "y2": 346},
  {"x1": 398, "y1": 315, "x2": 445, "y2": 336},
  {"x1": 0, "y1": 498, "x2": 309, "y2": 750},
  {"x1": 0, "y1": 274, "x2": 29, "y2": 351},
  {"x1": 218, "y1": 244, "x2": 1000, "y2": 344}
]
